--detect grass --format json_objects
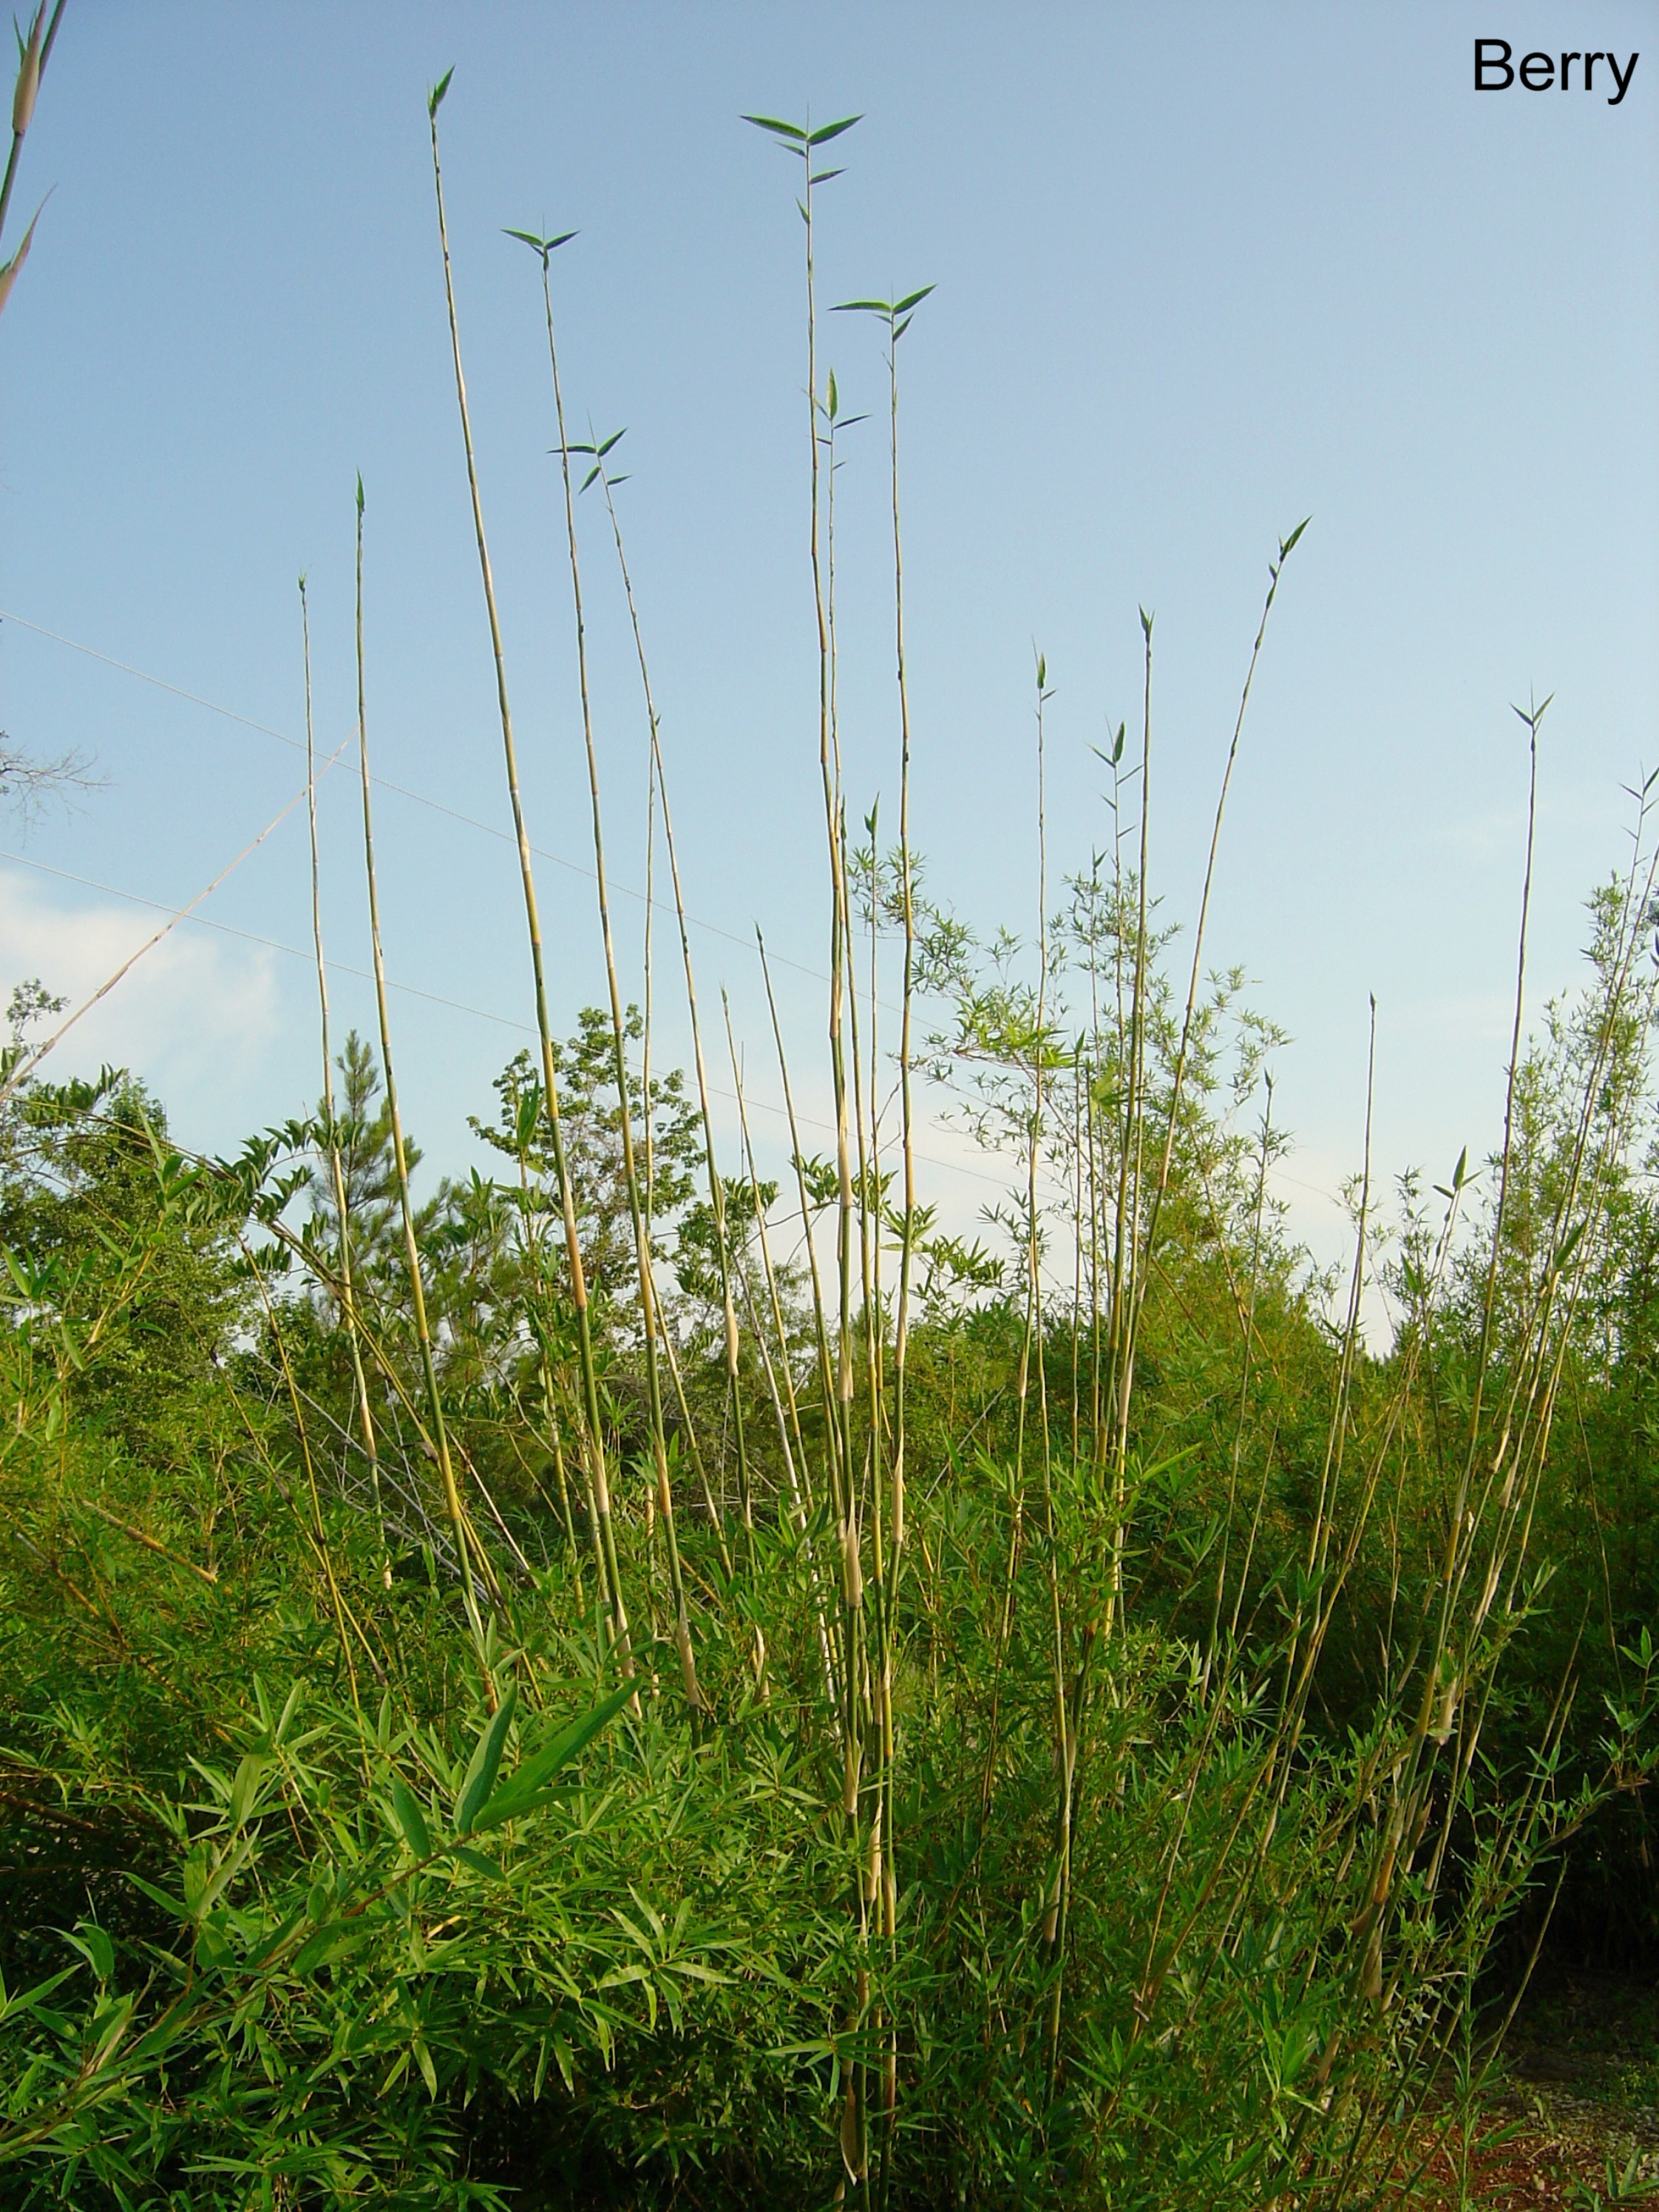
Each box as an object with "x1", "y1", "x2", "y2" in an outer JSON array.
[{"x1": 1, "y1": 61, "x2": 1658, "y2": 2212}]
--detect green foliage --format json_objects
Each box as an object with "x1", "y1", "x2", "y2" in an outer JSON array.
[
  {"x1": 469, "y1": 1011, "x2": 702, "y2": 1339},
  {"x1": 0, "y1": 1071, "x2": 245, "y2": 1463},
  {"x1": 7, "y1": 863, "x2": 1659, "y2": 2203},
  {"x1": 8, "y1": 79, "x2": 1659, "y2": 2212}
]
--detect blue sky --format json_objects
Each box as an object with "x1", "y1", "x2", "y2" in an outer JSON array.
[{"x1": 1, "y1": 1, "x2": 1655, "y2": 1300}]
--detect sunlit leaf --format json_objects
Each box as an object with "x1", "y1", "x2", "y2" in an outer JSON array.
[
  {"x1": 472, "y1": 1677, "x2": 634, "y2": 1831},
  {"x1": 742, "y1": 112, "x2": 807, "y2": 141},
  {"x1": 456, "y1": 1683, "x2": 518, "y2": 1834}
]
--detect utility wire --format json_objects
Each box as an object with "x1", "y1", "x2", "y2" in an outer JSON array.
[
  {"x1": 0, "y1": 844, "x2": 1020, "y2": 1193},
  {"x1": 1, "y1": 847, "x2": 532, "y2": 1034},
  {"x1": 0, "y1": 605, "x2": 865, "y2": 1005},
  {"x1": 0, "y1": 610, "x2": 1350, "y2": 1212}
]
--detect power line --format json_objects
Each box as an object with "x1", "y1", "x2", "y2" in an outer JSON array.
[
  {"x1": 0, "y1": 604, "x2": 849, "y2": 1002},
  {"x1": 0, "y1": 847, "x2": 532, "y2": 1033},
  {"x1": 0, "y1": 611, "x2": 305, "y2": 753},
  {"x1": 0, "y1": 608, "x2": 1351, "y2": 1213},
  {"x1": 0, "y1": 844, "x2": 1019, "y2": 1192}
]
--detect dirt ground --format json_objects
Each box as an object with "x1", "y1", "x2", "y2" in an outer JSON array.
[{"x1": 1400, "y1": 1967, "x2": 1659, "y2": 2208}]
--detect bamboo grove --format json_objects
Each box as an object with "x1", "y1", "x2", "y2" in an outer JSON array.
[{"x1": 4, "y1": 69, "x2": 1659, "y2": 2212}]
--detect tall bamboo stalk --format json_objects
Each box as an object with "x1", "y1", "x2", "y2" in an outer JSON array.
[
  {"x1": 299, "y1": 576, "x2": 389, "y2": 1588},
  {"x1": 1115, "y1": 530, "x2": 1306, "y2": 1483},
  {"x1": 507, "y1": 1090, "x2": 584, "y2": 1579},
  {"x1": 1104, "y1": 617, "x2": 1155, "y2": 1637},
  {"x1": 523, "y1": 239, "x2": 703, "y2": 1711},
  {"x1": 745, "y1": 114, "x2": 862, "y2": 1564},
  {"x1": 720, "y1": 993, "x2": 814, "y2": 1507},
  {"x1": 350, "y1": 479, "x2": 488, "y2": 1651},
  {"x1": 1026, "y1": 659, "x2": 1071, "y2": 2066},
  {"x1": 1204, "y1": 1071, "x2": 1274, "y2": 1681},
  {"x1": 243, "y1": 1252, "x2": 372, "y2": 1712},
  {"x1": 582, "y1": 438, "x2": 755, "y2": 1608},
  {"x1": 759, "y1": 927, "x2": 841, "y2": 1510},
  {"x1": 425, "y1": 82, "x2": 632, "y2": 1677},
  {"x1": 746, "y1": 105, "x2": 873, "y2": 2194},
  {"x1": 831, "y1": 286, "x2": 932, "y2": 1578},
  {"x1": 722, "y1": 994, "x2": 843, "y2": 1720}
]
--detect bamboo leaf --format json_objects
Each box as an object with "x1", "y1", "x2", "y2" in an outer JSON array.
[
  {"x1": 390, "y1": 1774, "x2": 431, "y2": 1859},
  {"x1": 0, "y1": 1965, "x2": 75, "y2": 2026},
  {"x1": 742, "y1": 112, "x2": 807, "y2": 142},
  {"x1": 447, "y1": 1843, "x2": 506, "y2": 1880},
  {"x1": 455, "y1": 1682, "x2": 518, "y2": 1834},
  {"x1": 807, "y1": 114, "x2": 861, "y2": 145},
  {"x1": 293, "y1": 1921, "x2": 367, "y2": 1975},
  {"x1": 1554, "y1": 1219, "x2": 1586, "y2": 1272},
  {"x1": 427, "y1": 67, "x2": 454, "y2": 119},
  {"x1": 503, "y1": 226, "x2": 578, "y2": 259},
  {"x1": 472, "y1": 1677, "x2": 634, "y2": 1831},
  {"x1": 64, "y1": 1923, "x2": 114, "y2": 1984}
]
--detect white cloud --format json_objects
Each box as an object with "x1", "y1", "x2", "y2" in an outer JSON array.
[{"x1": 0, "y1": 867, "x2": 284, "y2": 1130}]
